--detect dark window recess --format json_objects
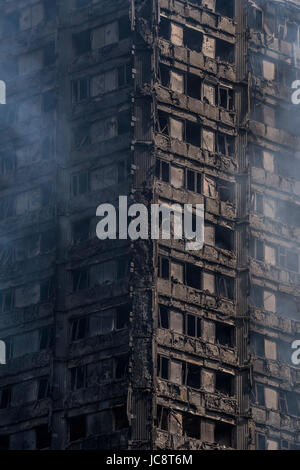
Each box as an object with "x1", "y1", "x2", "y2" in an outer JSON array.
[
  {"x1": 185, "y1": 314, "x2": 201, "y2": 339},
  {"x1": 1, "y1": 154, "x2": 16, "y2": 175},
  {"x1": 0, "y1": 289, "x2": 14, "y2": 313},
  {"x1": 69, "y1": 416, "x2": 87, "y2": 442},
  {"x1": 156, "y1": 405, "x2": 169, "y2": 431},
  {"x1": 71, "y1": 317, "x2": 89, "y2": 341},
  {"x1": 72, "y1": 268, "x2": 89, "y2": 292},
  {"x1": 0, "y1": 196, "x2": 15, "y2": 219},
  {"x1": 182, "y1": 413, "x2": 201, "y2": 439},
  {"x1": 255, "y1": 383, "x2": 265, "y2": 406},
  {"x1": 72, "y1": 124, "x2": 89, "y2": 153},
  {"x1": 215, "y1": 226, "x2": 234, "y2": 251},
  {"x1": 72, "y1": 171, "x2": 89, "y2": 196},
  {"x1": 117, "y1": 160, "x2": 126, "y2": 183},
  {"x1": 216, "y1": 0, "x2": 234, "y2": 19},
  {"x1": 287, "y1": 392, "x2": 300, "y2": 417},
  {"x1": 186, "y1": 170, "x2": 202, "y2": 194},
  {"x1": 257, "y1": 433, "x2": 266, "y2": 450},
  {"x1": 187, "y1": 73, "x2": 201, "y2": 100},
  {"x1": 113, "y1": 405, "x2": 129, "y2": 430},
  {"x1": 73, "y1": 219, "x2": 90, "y2": 244},
  {"x1": 279, "y1": 391, "x2": 288, "y2": 414},
  {"x1": 76, "y1": 0, "x2": 92, "y2": 7},
  {"x1": 286, "y1": 22, "x2": 299, "y2": 43},
  {"x1": 251, "y1": 333, "x2": 265, "y2": 357},
  {"x1": 278, "y1": 247, "x2": 299, "y2": 273},
  {"x1": 118, "y1": 111, "x2": 131, "y2": 135},
  {"x1": 117, "y1": 258, "x2": 127, "y2": 279},
  {"x1": 0, "y1": 388, "x2": 11, "y2": 409},
  {"x1": 157, "y1": 110, "x2": 169, "y2": 135},
  {"x1": 37, "y1": 378, "x2": 50, "y2": 400},
  {"x1": 250, "y1": 238, "x2": 264, "y2": 262},
  {"x1": 39, "y1": 326, "x2": 54, "y2": 350},
  {"x1": 158, "y1": 257, "x2": 170, "y2": 280},
  {"x1": 44, "y1": 0, "x2": 57, "y2": 19},
  {"x1": 71, "y1": 365, "x2": 86, "y2": 391},
  {"x1": 42, "y1": 135, "x2": 54, "y2": 160},
  {"x1": 277, "y1": 200, "x2": 300, "y2": 228},
  {"x1": 0, "y1": 435, "x2": 9, "y2": 450},
  {"x1": 41, "y1": 184, "x2": 52, "y2": 206},
  {"x1": 1, "y1": 12, "x2": 19, "y2": 36},
  {"x1": 44, "y1": 43, "x2": 56, "y2": 67},
  {"x1": 217, "y1": 133, "x2": 235, "y2": 156},
  {"x1": 216, "y1": 323, "x2": 235, "y2": 348},
  {"x1": 215, "y1": 422, "x2": 233, "y2": 447},
  {"x1": 156, "y1": 159, "x2": 170, "y2": 183},
  {"x1": 276, "y1": 293, "x2": 299, "y2": 320},
  {"x1": 184, "y1": 362, "x2": 201, "y2": 389},
  {"x1": 116, "y1": 304, "x2": 130, "y2": 330},
  {"x1": 0, "y1": 59, "x2": 17, "y2": 82},
  {"x1": 251, "y1": 192, "x2": 263, "y2": 214},
  {"x1": 186, "y1": 264, "x2": 202, "y2": 290},
  {"x1": 186, "y1": 121, "x2": 201, "y2": 147},
  {"x1": 249, "y1": 286, "x2": 264, "y2": 308},
  {"x1": 216, "y1": 39, "x2": 235, "y2": 63},
  {"x1": 35, "y1": 425, "x2": 51, "y2": 450},
  {"x1": 215, "y1": 372, "x2": 233, "y2": 396},
  {"x1": 115, "y1": 355, "x2": 128, "y2": 379},
  {"x1": 73, "y1": 30, "x2": 91, "y2": 55},
  {"x1": 249, "y1": 7, "x2": 263, "y2": 31},
  {"x1": 40, "y1": 278, "x2": 54, "y2": 302},
  {"x1": 216, "y1": 275, "x2": 234, "y2": 300},
  {"x1": 159, "y1": 17, "x2": 170, "y2": 41},
  {"x1": 118, "y1": 17, "x2": 131, "y2": 41},
  {"x1": 157, "y1": 355, "x2": 169, "y2": 380},
  {"x1": 218, "y1": 86, "x2": 234, "y2": 110},
  {"x1": 159, "y1": 64, "x2": 170, "y2": 87},
  {"x1": 42, "y1": 231, "x2": 56, "y2": 253},
  {"x1": 251, "y1": 147, "x2": 263, "y2": 169},
  {"x1": 158, "y1": 305, "x2": 169, "y2": 329},
  {"x1": 118, "y1": 62, "x2": 132, "y2": 87},
  {"x1": 72, "y1": 79, "x2": 89, "y2": 103},
  {"x1": 184, "y1": 27, "x2": 203, "y2": 53}
]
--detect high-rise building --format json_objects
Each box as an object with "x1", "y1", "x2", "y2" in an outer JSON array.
[{"x1": 0, "y1": 0, "x2": 300, "y2": 451}]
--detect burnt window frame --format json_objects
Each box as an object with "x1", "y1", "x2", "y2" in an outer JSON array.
[
  {"x1": 157, "y1": 354, "x2": 170, "y2": 381},
  {"x1": 70, "y1": 364, "x2": 87, "y2": 391},
  {"x1": 72, "y1": 77, "x2": 90, "y2": 103},
  {"x1": 183, "y1": 313, "x2": 201, "y2": 339},
  {"x1": 155, "y1": 159, "x2": 170, "y2": 183},
  {"x1": 70, "y1": 316, "x2": 89, "y2": 342},
  {"x1": 158, "y1": 305, "x2": 169, "y2": 330},
  {"x1": 185, "y1": 168, "x2": 202, "y2": 194}
]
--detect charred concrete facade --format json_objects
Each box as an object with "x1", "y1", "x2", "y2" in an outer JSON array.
[{"x1": 0, "y1": 0, "x2": 299, "y2": 451}]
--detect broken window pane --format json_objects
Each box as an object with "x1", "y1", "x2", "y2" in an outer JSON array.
[
  {"x1": 69, "y1": 415, "x2": 87, "y2": 442},
  {"x1": 182, "y1": 413, "x2": 201, "y2": 439},
  {"x1": 186, "y1": 121, "x2": 201, "y2": 147},
  {"x1": 35, "y1": 425, "x2": 51, "y2": 450},
  {"x1": 158, "y1": 305, "x2": 169, "y2": 329},
  {"x1": 71, "y1": 317, "x2": 89, "y2": 342},
  {"x1": 187, "y1": 73, "x2": 201, "y2": 99},
  {"x1": 184, "y1": 27, "x2": 203, "y2": 53},
  {"x1": 73, "y1": 30, "x2": 91, "y2": 55},
  {"x1": 216, "y1": 39, "x2": 235, "y2": 63},
  {"x1": 186, "y1": 263, "x2": 202, "y2": 290},
  {"x1": 216, "y1": 0, "x2": 234, "y2": 19},
  {"x1": 216, "y1": 323, "x2": 234, "y2": 348},
  {"x1": 157, "y1": 355, "x2": 169, "y2": 380},
  {"x1": 113, "y1": 405, "x2": 129, "y2": 430},
  {"x1": 215, "y1": 372, "x2": 233, "y2": 396}
]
